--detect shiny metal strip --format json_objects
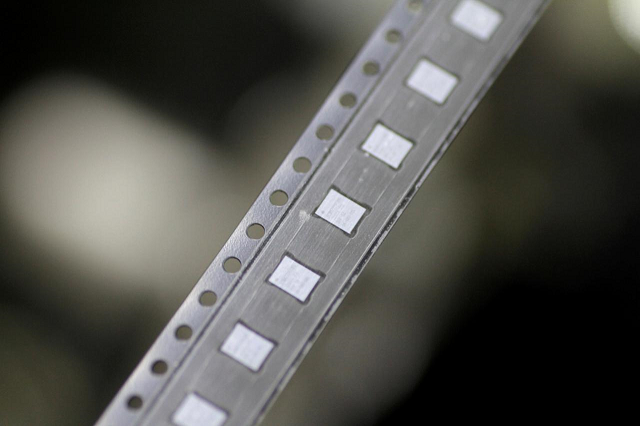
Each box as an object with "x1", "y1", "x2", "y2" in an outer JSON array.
[{"x1": 97, "y1": 1, "x2": 548, "y2": 425}]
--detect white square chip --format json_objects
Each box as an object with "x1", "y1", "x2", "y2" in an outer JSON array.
[
  {"x1": 220, "y1": 323, "x2": 275, "y2": 372},
  {"x1": 451, "y1": 0, "x2": 502, "y2": 42},
  {"x1": 172, "y1": 393, "x2": 227, "y2": 426},
  {"x1": 361, "y1": 124, "x2": 413, "y2": 169},
  {"x1": 269, "y1": 256, "x2": 321, "y2": 302},
  {"x1": 315, "y1": 189, "x2": 367, "y2": 235},
  {"x1": 406, "y1": 59, "x2": 458, "y2": 105}
]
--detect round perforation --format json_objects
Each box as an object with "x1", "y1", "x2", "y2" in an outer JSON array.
[
  {"x1": 340, "y1": 93, "x2": 358, "y2": 108},
  {"x1": 407, "y1": 0, "x2": 422, "y2": 13},
  {"x1": 270, "y1": 190, "x2": 289, "y2": 206},
  {"x1": 151, "y1": 360, "x2": 168, "y2": 375},
  {"x1": 223, "y1": 257, "x2": 242, "y2": 273},
  {"x1": 316, "y1": 124, "x2": 335, "y2": 140},
  {"x1": 127, "y1": 395, "x2": 143, "y2": 410},
  {"x1": 293, "y1": 157, "x2": 312, "y2": 173},
  {"x1": 175, "y1": 325, "x2": 193, "y2": 341},
  {"x1": 199, "y1": 290, "x2": 218, "y2": 307},
  {"x1": 363, "y1": 61, "x2": 380, "y2": 76},
  {"x1": 247, "y1": 223, "x2": 265, "y2": 239},
  {"x1": 386, "y1": 29, "x2": 403, "y2": 43}
]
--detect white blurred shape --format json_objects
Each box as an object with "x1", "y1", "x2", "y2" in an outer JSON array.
[
  {"x1": 609, "y1": 0, "x2": 640, "y2": 53},
  {"x1": 0, "y1": 74, "x2": 234, "y2": 297},
  {"x1": 539, "y1": 0, "x2": 640, "y2": 87}
]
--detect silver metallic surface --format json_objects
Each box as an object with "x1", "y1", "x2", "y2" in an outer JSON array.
[{"x1": 97, "y1": 1, "x2": 549, "y2": 425}]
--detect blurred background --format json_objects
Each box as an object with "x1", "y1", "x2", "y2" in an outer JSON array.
[{"x1": 1, "y1": 0, "x2": 638, "y2": 424}]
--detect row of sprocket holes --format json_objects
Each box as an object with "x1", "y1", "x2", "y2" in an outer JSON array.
[{"x1": 125, "y1": 18, "x2": 409, "y2": 412}]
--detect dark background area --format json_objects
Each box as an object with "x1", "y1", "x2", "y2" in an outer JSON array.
[
  {"x1": 1, "y1": 1, "x2": 638, "y2": 424},
  {"x1": 2, "y1": 1, "x2": 313, "y2": 135}
]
